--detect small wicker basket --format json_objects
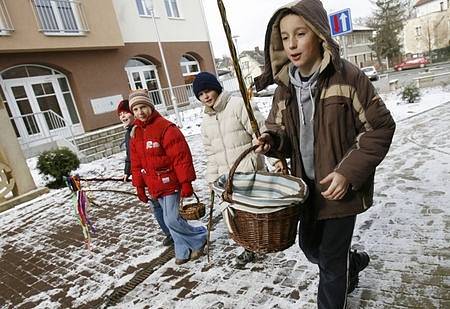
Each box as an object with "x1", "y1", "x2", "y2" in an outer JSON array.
[{"x1": 179, "y1": 192, "x2": 206, "y2": 220}]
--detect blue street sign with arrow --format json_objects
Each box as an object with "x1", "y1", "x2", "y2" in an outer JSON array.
[{"x1": 328, "y1": 8, "x2": 353, "y2": 36}]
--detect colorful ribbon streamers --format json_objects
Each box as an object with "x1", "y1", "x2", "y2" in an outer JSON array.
[{"x1": 66, "y1": 175, "x2": 96, "y2": 249}]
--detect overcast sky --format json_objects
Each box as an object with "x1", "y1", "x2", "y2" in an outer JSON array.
[{"x1": 202, "y1": 0, "x2": 376, "y2": 58}]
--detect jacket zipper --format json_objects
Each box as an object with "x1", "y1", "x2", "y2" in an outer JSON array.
[
  {"x1": 312, "y1": 78, "x2": 323, "y2": 182},
  {"x1": 216, "y1": 114, "x2": 231, "y2": 167}
]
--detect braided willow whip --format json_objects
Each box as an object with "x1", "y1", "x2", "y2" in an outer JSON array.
[
  {"x1": 217, "y1": 0, "x2": 260, "y2": 138},
  {"x1": 79, "y1": 177, "x2": 125, "y2": 182}
]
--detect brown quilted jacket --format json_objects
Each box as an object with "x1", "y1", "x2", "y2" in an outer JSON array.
[{"x1": 255, "y1": 0, "x2": 396, "y2": 219}]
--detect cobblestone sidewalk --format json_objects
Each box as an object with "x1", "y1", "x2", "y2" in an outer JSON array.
[{"x1": 0, "y1": 103, "x2": 449, "y2": 308}]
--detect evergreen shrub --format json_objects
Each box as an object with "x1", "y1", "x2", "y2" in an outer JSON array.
[
  {"x1": 37, "y1": 148, "x2": 80, "y2": 188},
  {"x1": 400, "y1": 83, "x2": 421, "y2": 104}
]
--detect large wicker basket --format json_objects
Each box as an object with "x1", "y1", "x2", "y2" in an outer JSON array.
[
  {"x1": 179, "y1": 192, "x2": 206, "y2": 220},
  {"x1": 212, "y1": 146, "x2": 308, "y2": 253}
]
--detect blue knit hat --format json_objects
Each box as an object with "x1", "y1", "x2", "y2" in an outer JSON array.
[{"x1": 193, "y1": 72, "x2": 223, "y2": 99}]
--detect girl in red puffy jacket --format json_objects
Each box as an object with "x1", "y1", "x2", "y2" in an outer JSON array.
[{"x1": 129, "y1": 89, "x2": 207, "y2": 265}]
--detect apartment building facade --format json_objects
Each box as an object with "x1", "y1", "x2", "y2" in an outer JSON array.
[
  {"x1": 403, "y1": 0, "x2": 450, "y2": 56},
  {"x1": 0, "y1": 0, "x2": 215, "y2": 150},
  {"x1": 337, "y1": 25, "x2": 377, "y2": 68}
]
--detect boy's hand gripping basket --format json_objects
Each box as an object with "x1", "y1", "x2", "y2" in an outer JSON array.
[
  {"x1": 212, "y1": 146, "x2": 308, "y2": 253},
  {"x1": 179, "y1": 192, "x2": 206, "y2": 220}
]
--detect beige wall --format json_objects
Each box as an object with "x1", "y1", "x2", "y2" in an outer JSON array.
[
  {"x1": 113, "y1": 0, "x2": 210, "y2": 43},
  {"x1": 0, "y1": 0, "x2": 124, "y2": 53},
  {"x1": 0, "y1": 41, "x2": 215, "y2": 132},
  {"x1": 403, "y1": 10, "x2": 450, "y2": 54}
]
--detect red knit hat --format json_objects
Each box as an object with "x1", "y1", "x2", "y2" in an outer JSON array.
[{"x1": 117, "y1": 99, "x2": 131, "y2": 115}]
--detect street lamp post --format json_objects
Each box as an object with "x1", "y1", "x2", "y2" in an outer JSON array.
[
  {"x1": 232, "y1": 35, "x2": 240, "y2": 56},
  {"x1": 146, "y1": 1, "x2": 182, "y2": 127},
  {"x1": 232, "y1": 35, "x2": 240, "y2": 80}
]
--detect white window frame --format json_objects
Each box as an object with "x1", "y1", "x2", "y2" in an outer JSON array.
[
  {"x1": 0, "y1": 0, "x2": 14, "y2": 35},
  {"x1": 180, "y1": 55, "x2": 200, "y2": 76},
  {"x1": 31, "y1": 0, "x2": 89, "y2": 36},
  {"x1": 164, "y1": 0, "x2": 181, "y2": 18},
  {"x1": 124, "y1": 58, "x2": 165, "y2": 107},
  {"x1": 135, "y1": 0, "x2": 158, "y2": 18}
]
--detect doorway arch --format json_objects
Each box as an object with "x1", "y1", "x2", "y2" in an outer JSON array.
[{"x1": 0, "y1": 64, "x2": 82, "y2": 144}]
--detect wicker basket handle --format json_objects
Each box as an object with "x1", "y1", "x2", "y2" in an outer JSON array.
[
  {"x1": 179, "y1": 192, "x2": 200, "y2": 211},
  {"x1": 223, "y1": 145, "x2": 288, "y2": 203}
]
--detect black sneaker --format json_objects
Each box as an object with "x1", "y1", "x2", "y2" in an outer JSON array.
[
  {"x1": 347, "y1": 250, "x2": 370, "y2": 294},
  {"x1": 162, "y1": 235, "x2": 173, "y2": 246},
  {"x1": 235, "y1": 249, "x2": 256, "y2": 266}
]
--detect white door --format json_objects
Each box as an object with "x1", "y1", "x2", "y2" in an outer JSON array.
[
  {"x1": 125, "y1": 65, "x2": 165, "y2": 107},
  {"x1": 4, "y1": 76, "x2": 81, "y2": 143},
  {"x1": 5, "y1": 81, "x2": 44, "y2": 141}
]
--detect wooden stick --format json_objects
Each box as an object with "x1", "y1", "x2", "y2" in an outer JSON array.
[
  {"x1": 207, "y1": 190, "x2": 215, "y2": 263},
  {"x1": 217, "y1": 0, "x2": 260, "y2": 138},
  {"x1": 79, "y1": 177, "x2": 127, "y2": 182},
  {"x1": 83, "y1": 189, "x2": 137, "y2": 196}
]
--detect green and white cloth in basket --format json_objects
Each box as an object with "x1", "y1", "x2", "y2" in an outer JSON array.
[{"x1": 212, "y1": 171, "x2": 308, "y2": 233}]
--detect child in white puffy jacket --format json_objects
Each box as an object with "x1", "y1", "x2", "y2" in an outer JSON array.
[{"x1": 193, "y1": 72, "x2": 282, "y2": 266}]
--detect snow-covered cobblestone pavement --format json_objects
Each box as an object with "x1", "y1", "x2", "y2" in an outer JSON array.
[{"x1": 0, "y1": 90, "x2": 449, "y2": 308}]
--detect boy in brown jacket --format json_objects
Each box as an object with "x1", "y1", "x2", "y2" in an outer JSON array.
[{"x1": 254, "y1": 0, "x2": 395, "y2": 307}]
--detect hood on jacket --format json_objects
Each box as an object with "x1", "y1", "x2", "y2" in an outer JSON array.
[{"x1": 255, "y1": 0, "x2": 341, "y2": 91}]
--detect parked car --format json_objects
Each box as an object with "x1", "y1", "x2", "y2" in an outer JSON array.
[
  {"x1": 394, "y1": 57, "x2": 429, "y2": 71},
  {"x1": 361, "y1": 66, "x2": 379, "y2": 81}
]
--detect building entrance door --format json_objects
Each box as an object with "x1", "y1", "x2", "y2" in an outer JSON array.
[{"x1": 125, "y1": 65, "x2": 165, "y2": 108}]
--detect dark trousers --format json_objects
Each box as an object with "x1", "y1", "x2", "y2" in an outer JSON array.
[{"x1": 299, "y1": 214, "x2": 356, "y2": 309}]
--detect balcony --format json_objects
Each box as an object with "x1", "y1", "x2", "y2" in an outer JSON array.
[
  {"x1": 31, "y1": 0, "x2": 89, "y2": 35},
  {"x1": 0, "y1": 0, "x2": 14, "y2": 35}
]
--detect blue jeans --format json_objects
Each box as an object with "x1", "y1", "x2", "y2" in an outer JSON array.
[
  {"x1": 158, "y1": 192, "x2": 207, "y2": 260},
  {"x1": 148, "y1": 199, "x2": 170, "y2": 236}
]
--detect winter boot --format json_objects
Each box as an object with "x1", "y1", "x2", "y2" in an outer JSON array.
[
  {"x1": 191, "y1": 241, "x2": 207, "y2": 261},
  {"x1": 235, "y1": 249, "x2": 256, "y2": 266},
  {"x1": 347, "y1": 250, "x2": 370, "y2": 294},
  {"x1": 162, "y1": 235, "x2": 174, "y2": 246},
  {"x1": 175, "y1": 258, "x2": 189, "y2": 265}
]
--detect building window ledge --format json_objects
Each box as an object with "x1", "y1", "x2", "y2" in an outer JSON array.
[
  {"x1": 167, "y1": 16, "x2": 184, "y2": 21},
  {"x1": 138, "y1": 14, "x2": 160, "y2": 19},
  {"x1": 0, "y1": 30, "x2": 13, "y2": 36},
  {"x1": 41, "y1": 31, "x2": 88, "y2": 37}
]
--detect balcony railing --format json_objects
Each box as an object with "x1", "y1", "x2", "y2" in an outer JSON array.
[
  {"x1": 0, "y1": 0, "x2": 14, "y2": 34},
  {"x1": 148, "y1": 84, "x2": 201, "y2": 112},
  {"x1": 9, "y1": 110, "x2": 79, "y2": 157},
  {"x1": 31, "y1": 0, "x2": 89, "y2": 35},
  {"x1": 147, "y1": 80, "x2": 241, "y2": 113}
]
